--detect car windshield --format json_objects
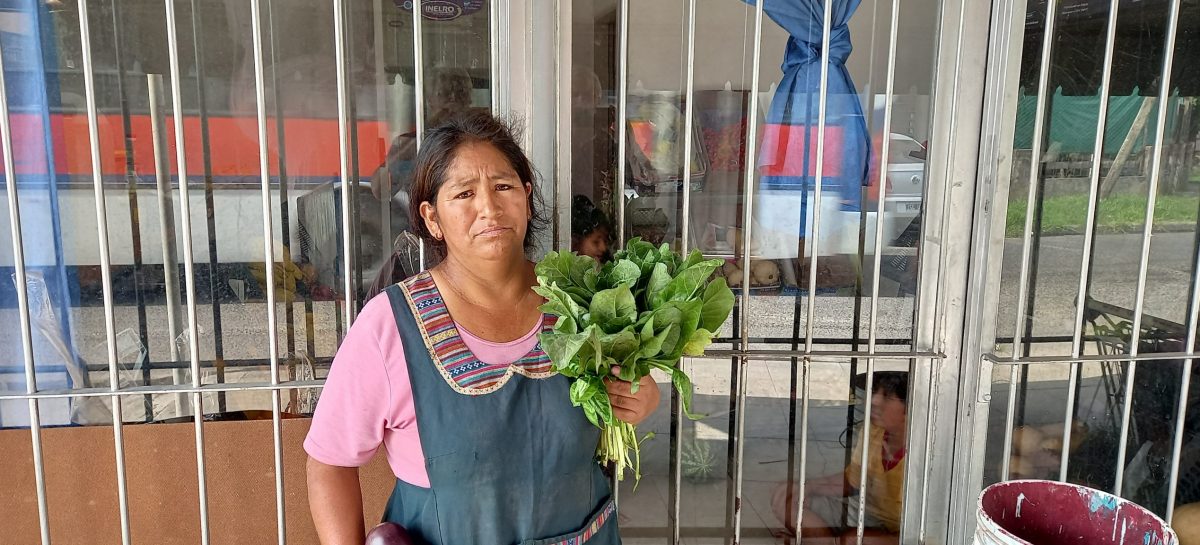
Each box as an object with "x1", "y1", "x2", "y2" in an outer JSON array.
[{"x1": 889, "y1": 137, "x2": 926, "y2": 164}]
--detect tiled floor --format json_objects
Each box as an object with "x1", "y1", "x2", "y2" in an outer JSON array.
[{"x1": 611, "y1": 386, "x2": 866, "y2": 541}]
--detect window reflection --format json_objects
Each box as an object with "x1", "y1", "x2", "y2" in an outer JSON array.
[{"x1": 0, "y1": 0, "x2": 492, "y2": 425}]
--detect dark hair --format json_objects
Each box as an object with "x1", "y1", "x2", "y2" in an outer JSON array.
[
  {"x1": 571, "y1": 195, "x2": 612, "y2": 240},
  {"x1": 408, "y1": 111, "x2": 549, "y2": 258},
  {"x1": 872, "y1": 371, "x2": 908, "y2": 404}
]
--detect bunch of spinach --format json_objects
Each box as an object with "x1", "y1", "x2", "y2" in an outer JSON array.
[{"x1": 533, "y1": 238, "x2": 735, "y2": 482}]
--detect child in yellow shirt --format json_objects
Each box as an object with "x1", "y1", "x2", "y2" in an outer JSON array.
[{"x1": 771, "y1": 372, "x2": 908, "y2": 545}]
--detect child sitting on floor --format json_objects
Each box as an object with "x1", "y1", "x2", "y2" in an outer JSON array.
[{"x1": 771, "y1": 371, "x2": 909, "y2": 545}]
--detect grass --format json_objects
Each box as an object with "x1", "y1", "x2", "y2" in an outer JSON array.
[{"x1": 1005, "y1": 194, "x2": 1200, "y2": 238}]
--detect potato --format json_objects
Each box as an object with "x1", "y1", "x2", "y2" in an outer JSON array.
[
  {"x1": 1037, "y1": 420, "x2": 1088, "y2": 452},
  {"x1": 1038, "y1": 422, "x2": 1064, "y2": 437},
  {"x1": 751, "y1": 260, "x2": 779, "y2": 286},
  {"x1": 1011, "y1": 426, "x2": 1044, "y2": 456},
  {"x1": 727, "y1": 269, "x2": 744, "y2": 288},
  {"x1": 1039, "y1": 436, "x2": 1063, "y2": 452},
  {"x1": 1008, "y1": 454, "x2": 1035, "y2": 478},
  {"x1": 1172, "y1": 502, "x2": 1200, "y2": 545}
]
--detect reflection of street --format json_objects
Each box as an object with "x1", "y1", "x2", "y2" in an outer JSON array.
[{"x1": 996, "y1": 231, "x2": 1199, "y2": 347}]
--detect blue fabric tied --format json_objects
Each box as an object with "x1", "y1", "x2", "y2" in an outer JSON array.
[{"x1": 749, "y1": 0, "x2": 870, "y2": 213}]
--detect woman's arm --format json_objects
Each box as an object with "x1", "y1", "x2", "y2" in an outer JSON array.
[{"x1": 308, "y1": 457, "x2": 367, "y2": 545}]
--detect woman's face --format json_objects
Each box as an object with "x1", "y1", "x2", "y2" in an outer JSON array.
[{"x1": 420, "y1": 141, "x2": 531, "y2": 263}]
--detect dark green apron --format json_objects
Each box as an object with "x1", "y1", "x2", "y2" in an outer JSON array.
[{"x1": 380, "y1": 275, "x2": 619, "y2": 545}]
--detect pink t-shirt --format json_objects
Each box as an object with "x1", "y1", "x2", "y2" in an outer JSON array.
[{"x1": 303, "y1": 293, "x2": 543, "y2": 488}]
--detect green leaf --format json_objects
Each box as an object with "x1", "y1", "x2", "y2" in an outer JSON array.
[
  {"x1": 564, "y1": 286, "x2": 595, "y2": 308},
  {"x1": 569, "y1": 324, "x2": 604, "y2": 374},
  {"x1": 600, "y1": 328, "x2": 640, "y2": 362},
  {"x1": 582, "y1": 398, "x2": 601, "y2": 428},
  {"x1": 660, "y1": 263, "x2": 715, "y2": 304},
  {"x1": 680, "y1": 249, "x2": 708, "y2": 271},
  {"x1": 590, "y1": 284, "x2": 638, "y2": 333},
  {"x1": 646, "y1": 262, "x2": 672, "y2": 309},
  {"x1": 671, "y1": 368, "x2": 705, "y2": 420},
  {"x1": 616, "y1": 360, "x2": 638, "y2": 382},
  {"x1": 681, "y1": 328, "x2": 716, "y2": 356},
  {"x1": 640, "y1": 321, "x2": 673, "y2": 358},
  {"x1": 584, "y1": 267, "x2": 600, "y2": 291},
  {"x1": 535, "y1": 251, "x2": 581, "y2": 289},
  {"x1": 658, "y1": 299, "x2": 703, "y2": 358},
  {"x1": 699, "y1": 277, "x2": 735, "y2": 332},
  {"x1": 540, "y1": 331, "x2": 589, "y2": 374},
  {"x1": 600, "y1": 356, "x2": 618, "y2": 378},
  {"x1": 569, "y1": 254, "x2": 598, "y2": 286},
  {"x1": 603, "y1": 259, "x2": 642, "y2": 289},
  {"x1": 570, "y1": 377, "x2": 595, "y2": 405},
  {"x1": 552, "y1": 314, "x2": 578, "y2": 335},
  {"x1": 533, "y1": 283, "x2": 584, "y2": 321},
  {"x1": 650, "y1": 304, "x2": 681, "y2": 340},
  {"x1": 595, "y1": 395, "x2": 615, "y2": 426}
]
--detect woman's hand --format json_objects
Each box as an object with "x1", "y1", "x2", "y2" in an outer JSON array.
[{"x1": 605, "y1": 367, "x2": 661, "y2": 425}]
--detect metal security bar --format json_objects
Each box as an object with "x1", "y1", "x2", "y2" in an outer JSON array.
[
  {"x1": 0, "y1": 33, "x2": 51, "y2": 545},
  {"x1": 76, "y1": 1, "x2": 132, "y2": 542},
  {"x1": 249, "y1": 0, "x2": 289, "y2": 541},
  {"x1": 163, "y1": 0, "x2": 213, "y2": 540},
  {"x1": 589, "y1": 0, "x2": 961, "y2": 541},
  {"x1": 731, "y1": 1, "x2": 766, "y2": 539},
  {"x1": 335, "y1": 0, "x2": 357, "y2": 323},
  {"x1": 667, "y1": 0, "x2": 699, "y2": 539},
  {"x1": 0, "y1": 0, "x2": 1012, "y2": 542},
  {"x1": 978, "y1": 0, "x2": 1194, "y2": 535},
  {"x1": 1113, "y1": 0, "x2": 1182, "y2": 498}
]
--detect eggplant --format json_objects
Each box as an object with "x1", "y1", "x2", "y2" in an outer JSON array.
[{"x1": 365, "y1": 522, "x2": 417, "y2": 545}]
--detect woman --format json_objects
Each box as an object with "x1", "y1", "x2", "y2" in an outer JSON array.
[{"x1": 305, "y1": 111, "x2": 660, "y2": 545}]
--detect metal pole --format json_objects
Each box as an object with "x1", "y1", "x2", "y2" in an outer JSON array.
[
  {"x1": 77, "y1": 2, "x2": 132, "y2": 542},
  {"x1": 1113, "y1": 0, "x2": 1181, "y2": 496},
  {"x1": 108, "y1": 0, "x2": 153, "y2": 420},
  {"x1": 148, "y1": 75, "x2": 187, "y2": 416},
  {"x1": 0, "y1": 37, "x2": 51, "y2": 545},
  {"x1": 266, "y1": 0, "x2": 298, "y2": 361},
  {"x1": 1166, "y1": 150, "x2": 1200, "y2": 525},
  {"x1": 794, "y1": 357, "x2": 812, "y2": 544},
  {"x1": 490, "y1": 0, "x2": 501, "y2": 113},
  {"x1": 188, "y1": 0, "x2": 228, "y2": 413},
  {"x1": 250, "y1": 1, "x2": 288, "y2": 541},
  {"x1": 724, "y1": 355, "x2": 744, "y2": 542},
  {"x1": 855, "y1": 0, "x2": 901, "y2": 537},
  {"x1": 739, "y1": 0, "x2": 765, "y2": 352},
  {"x1": 680, "y1": 0, "x2": 696, "y2": 255},
  {"x1": 615, "y1": 0, "x2": 629, "y2": 246},
  {"x1": 335, "y1": 0, "x2": 357, "y2": 323},
  {"x1": 1055, "y1": 0, "x2": 1121, "y2": 484},
  {"x1": 164, "y1": 0, "x2": 211, "y2": 540},
  {"x1": 733, "y1": 1, "x2": 766, "y2": 540},
  {"x1": 803, "y1": 0, "x2": 834, "y2": 355},
  {"x1": 668, "y1": 3, "x2": 697, "y2": 542},
  {"x1": 413, "y1": 0, "x2": 427, "y2": 270},
  {"x1": 1001, "y1": 0, "x2": 1058, "y2": 482}
]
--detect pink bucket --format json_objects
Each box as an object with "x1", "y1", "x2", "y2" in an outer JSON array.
[{"x1": 975, "y1": 480, "x2": 1178, "y2": 545}]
